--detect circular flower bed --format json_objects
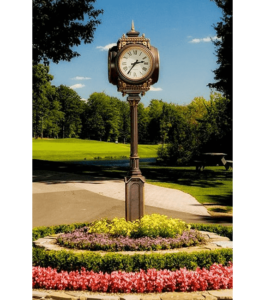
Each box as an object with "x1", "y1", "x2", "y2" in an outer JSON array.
[
  {"x1": 57, "y1": 228, "x2": 206, "y2": 251},
  {"x1": 33, "y1": 215, "x2": 233, "y2": 293}
]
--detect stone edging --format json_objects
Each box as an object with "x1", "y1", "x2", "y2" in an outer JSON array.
[
  {"x1": 33, "y1": 289, "x2": 233, "y2": 300},
  {"x1": 33, "y1": 232, "x2": 233, "y2": 299},
  {"x1": 33, "y1": 231, "x2": 233, "y2": 255}
]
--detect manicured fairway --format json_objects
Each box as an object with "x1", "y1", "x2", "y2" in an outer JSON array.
[{"x1": 33, "y1": 138, "x2": 159, "y2": 161}]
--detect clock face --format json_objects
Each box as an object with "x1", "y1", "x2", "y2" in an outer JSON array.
[{"x1": 118, "y1": 46, "x2": 153, "y2": 82}]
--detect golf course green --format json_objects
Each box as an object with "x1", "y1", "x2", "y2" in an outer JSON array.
[{"x1": 33, "y1": 138, "x2": 159, "y2": 161}]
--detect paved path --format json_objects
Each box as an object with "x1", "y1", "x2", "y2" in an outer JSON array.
[
  {"x1": 34, "y1": 177, "x2": 209, "y2": 216},
  {"x1": 33, "y1": 167, "x2": 232, "y2": 227}
]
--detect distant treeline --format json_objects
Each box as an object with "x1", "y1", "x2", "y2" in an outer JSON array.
[{"x1": 33, "y1": 64, "x2": 232, "y2": 164}]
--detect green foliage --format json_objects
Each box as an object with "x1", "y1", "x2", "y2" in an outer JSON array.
[
  {"x1": 32, "y1": 64, "x2": 57, "y2": 137},
  {"x1": 33, "y1": 218, "x2": 233, "y2": 245},
  {"x1": 56, "y1": 85, "x2": 84, "y2": 138},
  {"x1": 131, "y1": 214, "x2": 190, "y2": 238},
  {"x1": 33, "y1": 222, "x2": 91, "y2": 242},
  {"x1": 32, "y1": 247, "x2": 232, "y2": 273},
  {"x1": 33, "y1": 0, "x2": 103, "y2": 65},
  {"x1": 190, "y1": 223, "x2": 233, "y2": 241},
  {"x1": 157, "y1": 93, "x2": 232, "y2": 164},
  {"x1": 147, "y1": 100, "x2": 164, "y2": 143},
  {"x1": 208, "y1": 0, "x2": 232, "y2": 103},
  {"x1": 89, "y1": 218, "x2": 134, "y2": 237},
  {"x1": 82, "y1": 93, "x2": 123, "y2": 142}
]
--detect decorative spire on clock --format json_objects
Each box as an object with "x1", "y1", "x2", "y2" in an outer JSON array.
[
  {"x1": 131, "y1": 20, "x2": 135, "y2": 32},
  {"x1": 126, "y1": 20, "x2": 140, "y2": 37}
]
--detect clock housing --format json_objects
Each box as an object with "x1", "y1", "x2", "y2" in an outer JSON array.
[
  {"x1": 108, "y1": 23, "x2": 159, "y2": 96},
  {"x1": 116, "y1": 44, "x2": 155, "y2": 84}
]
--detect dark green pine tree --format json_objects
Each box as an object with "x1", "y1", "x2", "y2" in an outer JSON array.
[{"x1": 208, "y1": 0, "x2": 232, "y2": 106}]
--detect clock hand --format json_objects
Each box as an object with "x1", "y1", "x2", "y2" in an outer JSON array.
[
  {"x1": 127, "y1": 60, "x2": 138, "y2": 74},
  {"x1": 131, "y1": 60, "x2": 144, "y2": 65}
]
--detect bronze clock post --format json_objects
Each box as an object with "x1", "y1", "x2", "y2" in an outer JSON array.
[{"x1": 108, "y1": 22, "x2": 160, "y2": 221}]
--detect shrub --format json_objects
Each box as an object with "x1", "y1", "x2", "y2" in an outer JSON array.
[
  {"x1": 32, "y1": 247, "x2": 233, "y2": 273},
  {"x1": 189, "y1": 223, "x2": 233, "y2": 241},
  {"x1": 89, "y1": 218, "x2": 134, "y2": 237},
  {"x1": 89, "y1": 215, "x2": 190, "y2": 238},
  {"x1": 132, "y1": 214, "x2": 190, "y2": 238}
]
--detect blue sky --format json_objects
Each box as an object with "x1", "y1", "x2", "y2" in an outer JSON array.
[{"x1": 48, "y1": 0, "x2": 223, "y2": 106}]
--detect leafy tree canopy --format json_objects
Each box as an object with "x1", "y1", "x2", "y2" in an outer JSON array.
[{"x1": 33, "y1": 0, "x2": 103, "y2": 65}]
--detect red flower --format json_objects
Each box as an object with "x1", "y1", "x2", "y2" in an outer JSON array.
[{"x1": 32, "y1": 263, "x2": 233, "y2": 293}]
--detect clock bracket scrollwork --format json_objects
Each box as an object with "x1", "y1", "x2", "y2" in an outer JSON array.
[{"x1": 117, "y1": 78, "x2": 153, "y2": 97}]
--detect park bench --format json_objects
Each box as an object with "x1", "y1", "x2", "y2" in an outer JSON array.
[{"x1": 195, "y1": 153, "x2": 232, "y2": 171}]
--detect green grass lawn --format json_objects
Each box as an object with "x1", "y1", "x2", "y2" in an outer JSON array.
[{"x1": 33, "y1": 138, "x2": 159, "y2": 161}]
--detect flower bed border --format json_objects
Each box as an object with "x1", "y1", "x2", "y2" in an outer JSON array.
[
  {"x1": 33, "y1": 221, "x2": 233, "y2": 243},
  {"x1": 33, "y1": 221, "x2": 232, "y2": 273}
]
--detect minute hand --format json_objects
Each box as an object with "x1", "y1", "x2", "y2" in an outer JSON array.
[{"x1": 127, "y1": 60, "x2": 138, "y2": 74}]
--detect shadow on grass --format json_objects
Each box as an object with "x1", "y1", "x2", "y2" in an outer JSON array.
[{"x1": 33, "y1": 160, "x2": 232, "y2": 208}]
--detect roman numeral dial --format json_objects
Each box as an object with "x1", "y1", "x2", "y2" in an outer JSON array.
[{"x1": 118, "y1": 45, "x2": 153, "y2": 82}]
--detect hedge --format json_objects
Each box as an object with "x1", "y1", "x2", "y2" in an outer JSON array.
[
  {"x1": 189, "y1": 223, "x2": 233, "y2": 241},
  {"x1": 33, "y1": 247, "x2": 232, "y2": 273}
]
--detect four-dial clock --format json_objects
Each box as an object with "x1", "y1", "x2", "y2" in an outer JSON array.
[{"x1": 117, "y1": 45, "x2": 154, "y2": 83}]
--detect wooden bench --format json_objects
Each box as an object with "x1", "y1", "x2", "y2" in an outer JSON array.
[
  {"x1": 221, "y1": 157, "x2": 233, "y2": 170},
  {"x1": 194, "y1": 160, "x2": 205, "y2": 171}
]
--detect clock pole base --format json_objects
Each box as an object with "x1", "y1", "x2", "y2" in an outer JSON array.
[{"x1": 125, "y1": 175, "x2": 145, "y2": 221}]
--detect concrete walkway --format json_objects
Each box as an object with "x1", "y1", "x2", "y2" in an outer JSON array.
[
  {"x1": 67, "y1": 179, "x2": 210, "y2": 216},
  {"x1": 33, "y1": 167, "x2": 232, "y2": 227}
]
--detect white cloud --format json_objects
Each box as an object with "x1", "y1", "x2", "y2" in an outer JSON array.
[
  {"x1": 189, "y1": 36, "x2": 221, "y2": 43},
  {"x1": 71, "y1": 76, "x2": 91, "y2": 80},
  {"x1": 96, "y1": 43, "x2": 116, "y2": 51},
  {"x1": 81, "y1": 98, "x2": 87, "y2": 101},
  {"x1": 150, "y1": 86, "x2": 162, "y2": 91},
  {"x1": 70, "y1": 84, "x2": 85, "y2": 89}
]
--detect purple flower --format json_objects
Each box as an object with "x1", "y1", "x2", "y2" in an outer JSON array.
[{"x1": 57, "y1": 229, "x2": 206, "y2": 251}]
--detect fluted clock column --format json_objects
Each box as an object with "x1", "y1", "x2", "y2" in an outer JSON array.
[{"x1": 125, "y1": 93, "x2": 145, "y2": 221}]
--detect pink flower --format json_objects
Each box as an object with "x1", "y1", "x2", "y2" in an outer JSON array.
[{"x1": 32, "y1": 263, "x2": 233, "y2": 293}]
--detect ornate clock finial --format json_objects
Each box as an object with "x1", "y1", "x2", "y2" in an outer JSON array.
[
  {"x1": 126, "y1": 20, "x2": 139, "y2": 37},
  {"x1": 131, "y1": 20, "x2": 135, "y2": 32}
]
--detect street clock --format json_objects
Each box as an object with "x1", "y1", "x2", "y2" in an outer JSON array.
[{"x1": 108, "y1": 21, "x2": 159, "y2": 96}]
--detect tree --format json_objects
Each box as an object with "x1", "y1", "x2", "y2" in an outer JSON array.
[
  {"x1": 117, "y1": 100, "x2": 130, "y2": 144},
  {"x1": 198, "y1": 93, "x2": 232, "y2": 154},
  {"x1": 138, "y1": 103, "x2": 149, "y2": 144},
  {"x1": 156, "y1": 94, "x2": 232, "y2": 165},
  {"x1": 33, "y1": 0, "x2": 103, "y2": 65},
  {"x1": 56, "y1": 85, "x2": 84, "y2": 138},
  {"x1": 43, "y1": 85, "x2": 64, "y2": 138},
  {"x1": 33, "y1": 64, "x2": 54, "y2": 138},
  {"x1": 147, "y1": 100, "x2": 164, "y2": 143},
  {"x1": 83, "y1": 93, "x2": 122, "y2": 141},
  {"x1": 207, "y1": 0, "x2": 232, "y2": 98}
]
